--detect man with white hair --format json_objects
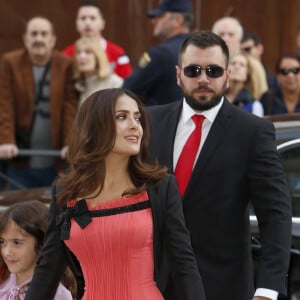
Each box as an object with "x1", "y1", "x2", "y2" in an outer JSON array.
[
  {"x1": 212, "y1": 17, "x2": 268, "y2": 98},
  {"x1": 212, "y1": 16, "x2": 243, "y2": 57}
]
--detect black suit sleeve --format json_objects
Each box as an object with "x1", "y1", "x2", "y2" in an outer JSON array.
[
  {"x1": 248, "y1": 120, "x2": 292, "y2": 293},
  {"x1": 25, "y1": 192, "x2": 68, "y2": 300},
  {"x1": 163, "y1": 175, "x2": 206, "y2": 299}
]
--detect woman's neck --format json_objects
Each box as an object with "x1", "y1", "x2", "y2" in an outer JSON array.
[
  {"x1": 86, "y1": 155, "x2": 135, "y2": 205},
  {"x1": 84, "y1": 71, "x2": 98, "y2": 79},
  {"x1": 105, "y1": 156, "x2": 134, "y2": 191}
]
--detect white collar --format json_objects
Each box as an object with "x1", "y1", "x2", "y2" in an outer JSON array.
[{"x1": 181, "y1": 96, "x2": 224, "y2": 124}]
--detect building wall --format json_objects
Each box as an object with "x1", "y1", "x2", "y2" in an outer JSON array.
[{"x1": 0, "y1": 0, "x2": 299, "y2": 75}]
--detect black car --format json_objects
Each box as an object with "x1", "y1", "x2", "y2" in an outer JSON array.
[{"x1": 251, "y1": 114, "x2": 300, "y2": 300}]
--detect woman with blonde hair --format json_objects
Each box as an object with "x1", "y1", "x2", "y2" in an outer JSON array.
[
  {"x1": 74, "y1": 37, "x2": 123, "y2": 105},
  {"x1": 226, "y1": 52, "x2": 266, "y2": 116}
]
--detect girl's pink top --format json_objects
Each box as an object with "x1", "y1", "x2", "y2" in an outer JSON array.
[
  {"x1": 0, "y1": 273, "x2": 72, "y2": 299},
  {"x1": 64, "y1": 191, "x2": 163, "y2": 300}
]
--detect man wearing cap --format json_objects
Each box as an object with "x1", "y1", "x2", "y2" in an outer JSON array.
[{"x1": 123, "y1": 0, "x2": 194, "y2": 106}]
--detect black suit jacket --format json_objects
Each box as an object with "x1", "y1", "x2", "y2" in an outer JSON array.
[
  {"x1": 25, "y1": 174, "x2": 205, "y2": 300},
  {"x1": 148, "y1": 99, "x2": 292, "y2": 300}
]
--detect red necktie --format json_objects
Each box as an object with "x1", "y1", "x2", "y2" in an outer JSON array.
[{"x1": 174, "y1": 115, "x2": 205, "y2": 196}]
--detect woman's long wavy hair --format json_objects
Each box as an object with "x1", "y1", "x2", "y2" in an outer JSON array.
[{"x1": 56, "y1": 88, "x2": 167, "y2": 206}]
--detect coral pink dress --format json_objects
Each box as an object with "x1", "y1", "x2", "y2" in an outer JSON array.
[{"x1": 64, "y1": 191, "x2": 164, "y2": 300}]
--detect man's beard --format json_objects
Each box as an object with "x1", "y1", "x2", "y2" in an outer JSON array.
[
  {"x1": 183, "y1": 81, "x2": 228, "y2": 111},
  {"x1": 185, "y1": 94, "x2": 222, "y2": 111}
]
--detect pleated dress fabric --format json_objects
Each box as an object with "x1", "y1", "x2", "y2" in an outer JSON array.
[{"x1": 64, "y1": 191, "x2": 164, "y2": 300}]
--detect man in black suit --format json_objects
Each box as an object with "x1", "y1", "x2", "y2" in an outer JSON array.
[{"x1": 148, "y1": 31, "x2": 292, "y2": 300}]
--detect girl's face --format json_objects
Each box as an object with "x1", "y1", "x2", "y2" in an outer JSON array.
[
  {"x1": 0, "y1": 220, "x2": 38, "y2": 285},
  {"x1": 229, "y1": 54, "x2": 248, "y2": 83},
  {"x1": 76, "y1": 43, "x2": 97, "y2": 77},
  {"x1": 110, "y1": 94, "x2": 143, "y2": 158}
]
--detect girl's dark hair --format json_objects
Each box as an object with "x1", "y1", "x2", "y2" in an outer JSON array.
[
  {"x1": 56, "y1": 88, "x2": 167, "y2": 206},
  {"x1": 0, "y1": 200, "x2": 48, "y2": 283}
]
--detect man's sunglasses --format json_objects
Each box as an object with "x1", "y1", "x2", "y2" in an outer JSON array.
[
  {"x1": 278, "y1": 67, "x2": 300, "y2": 76},
  {"x1": 182, "y1": 65, "x2": 226, "y2": 78}
]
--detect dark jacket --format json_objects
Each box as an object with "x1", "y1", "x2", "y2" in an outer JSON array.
[
  {"x1": 148, "y1": 99, "x2": 292, "y2": 299},
  {"x1": 25, "y1": 174, "x2": 205, "y2": 300},
  {"x1": 123, "y1": 34, "x2": 188, "y2": 106},
  {"x1": 260, "y1": 87, "x2": 300, "y2": 115}
]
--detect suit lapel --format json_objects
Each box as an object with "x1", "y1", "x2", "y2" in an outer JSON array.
[
  {"x1": 150, "y1": 102, "x2": 182, "y2": 173},
  {"x1": 159, "y1": 102, "x2": 182, "y2": 173}
]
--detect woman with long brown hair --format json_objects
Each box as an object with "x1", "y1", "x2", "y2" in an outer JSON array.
[{"x1": 25, "y1": 88, "x2": 205, "y2": 300}]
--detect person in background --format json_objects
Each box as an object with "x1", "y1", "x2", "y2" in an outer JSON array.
[
  {"x1": 74, "y1": 37, "x2": 123, "y2": 105},
  {"x1": 123, "y1": 0, "x2": 194, "y2": 106},
  {"x1": 0, "y1": 200, "x2": 73, "y2": 299},
  {"x1": 25, "y1": 88, "x2": 206, "y2": 300},
  {"x1": 0, "y1": 16, "x2": 77, "y2": 189},
  {"x1": 147, "y1": 31, "x2": 291, "y2": 300},
  {"x1": 63, "y1": 0, "x2": 132, "y2": 78},
  {"x1": 212, "y1": 18, "x2": 268, "y2": 99},
  {"x1": 241, "y1": 31, "x2": 277, "y2": 89},
  {"x1": 212, "y1": 16, "x2": 243, "y2": 58},
  {"x1": 260, "y1": 52, "x2": 300, "y2": 115},
  {"x1": 226, "y1": 52, "x2": 264, "y2": 116}
]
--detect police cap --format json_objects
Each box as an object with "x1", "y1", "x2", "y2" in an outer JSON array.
[{"x1": 147, "y1": 0, "x2": 193, "y2": 18}]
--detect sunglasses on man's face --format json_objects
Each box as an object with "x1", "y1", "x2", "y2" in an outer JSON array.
[
  {"x1": 182, "y1": 65, "x2": 226, "y2": 79},
  {"x1": 278, "y1": 67, "x2": 300, "y2": 76}
]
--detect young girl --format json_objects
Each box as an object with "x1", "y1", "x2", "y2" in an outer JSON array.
[{"x1": 0, "y1": 200, "x2": 73, "y2": 299}]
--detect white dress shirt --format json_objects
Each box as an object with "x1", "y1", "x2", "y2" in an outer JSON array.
[
  {"x1": 173, "y1": 97, "x2": 278, "y2": 300},
  {"x1": 173, "y1": 97, "x2": 223, "y2": 170}
]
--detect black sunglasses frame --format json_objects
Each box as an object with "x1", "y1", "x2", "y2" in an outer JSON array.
[
  {"x1": 182, "y1": 65, "x2": 226, "y2": 78},
  {"x1": 278, "y1": 67, "x2": 300, "y2": 76}
]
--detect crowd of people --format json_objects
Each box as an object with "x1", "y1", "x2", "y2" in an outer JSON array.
[{"x1": 0, "y1": 0, "x2": 296, "y2": 299}]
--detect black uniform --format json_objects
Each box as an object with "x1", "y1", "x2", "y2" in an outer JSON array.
[{"x1": 123, "y1": 34, "x2": 189, "y2": 106}]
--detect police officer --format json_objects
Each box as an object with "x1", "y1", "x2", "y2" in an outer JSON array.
[{"x1": 123, "y1": 0, "x2": 194, "y2": 106}]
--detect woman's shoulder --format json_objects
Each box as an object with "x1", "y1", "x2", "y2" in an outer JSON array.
[
  {"x1": 148, "y1": 173, "x2": 178, "y2": 200},
  {"x1": 153, "y1": 173, "x2": 176, "y2": 187}
]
